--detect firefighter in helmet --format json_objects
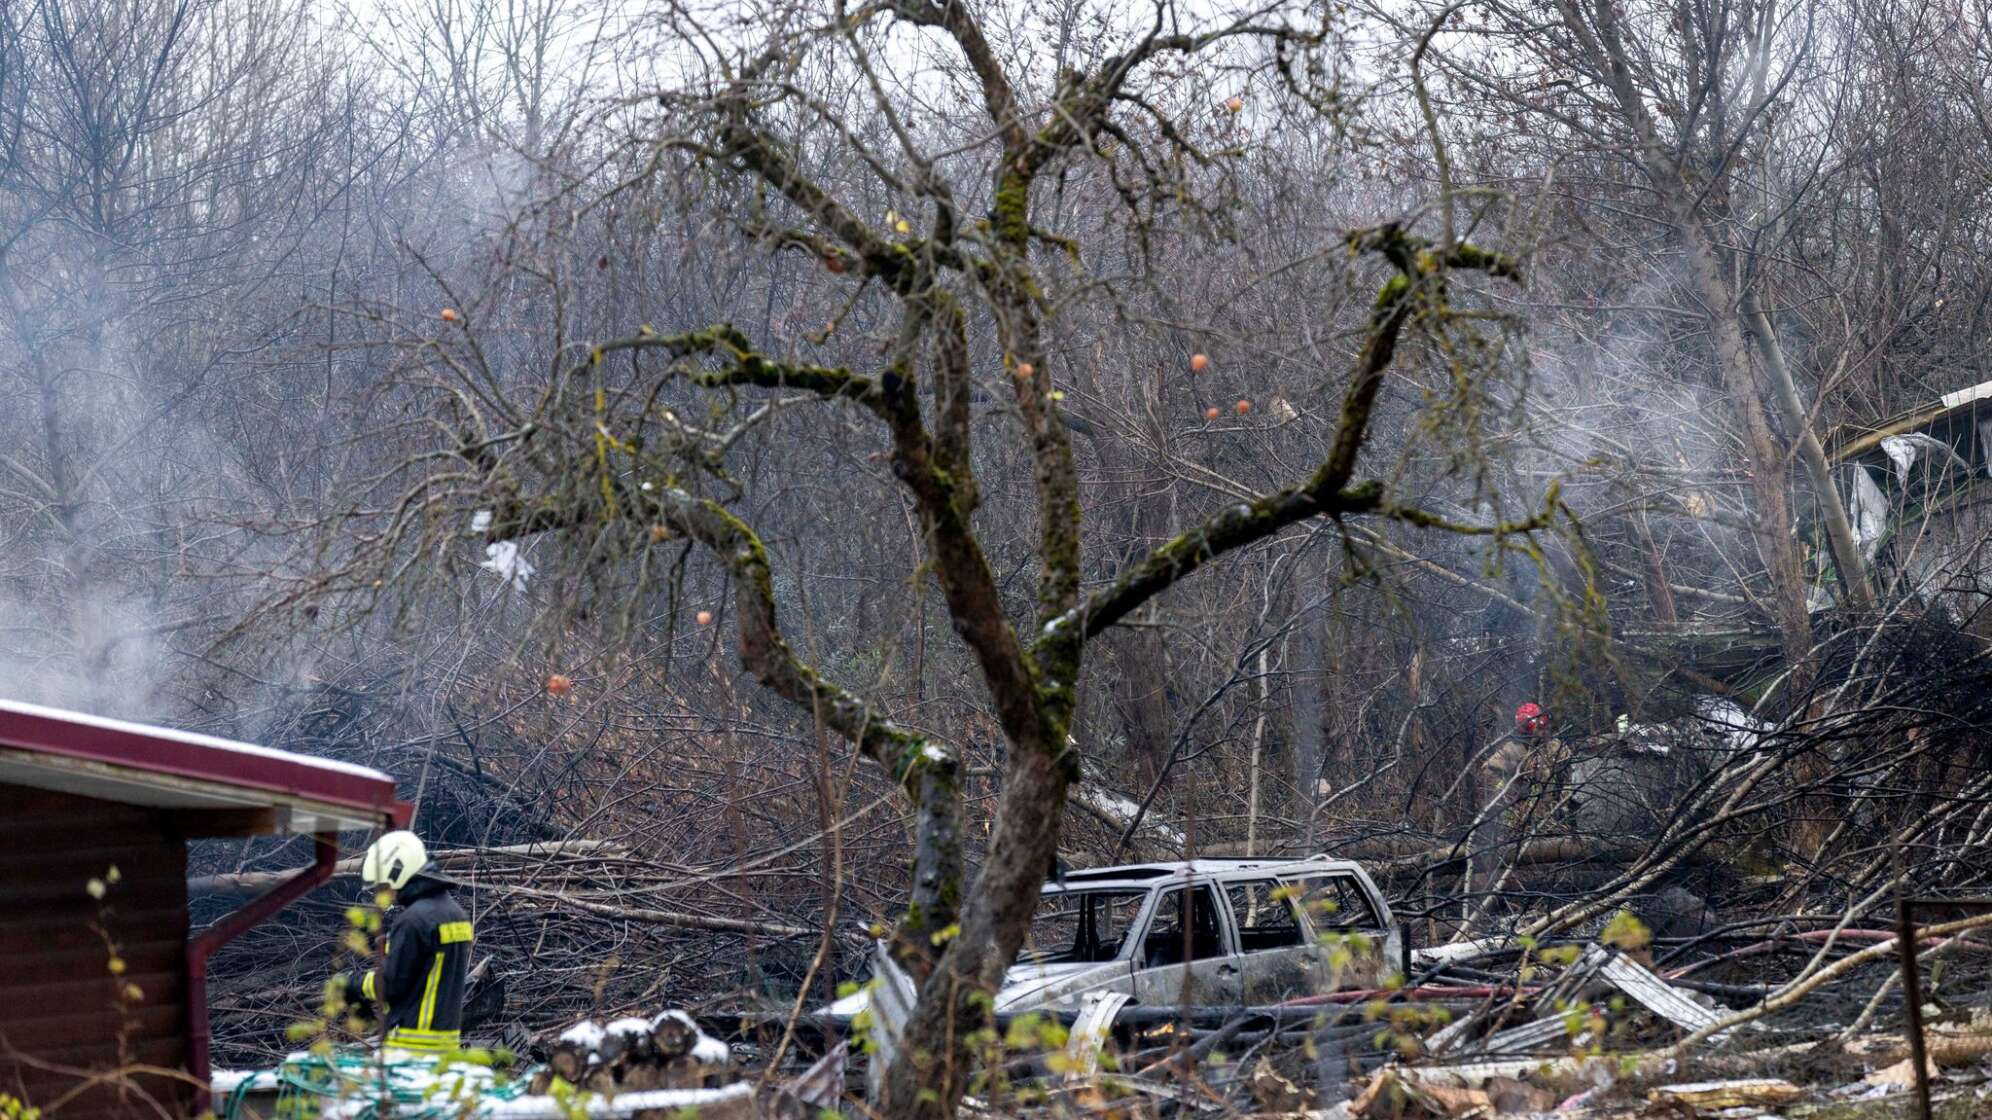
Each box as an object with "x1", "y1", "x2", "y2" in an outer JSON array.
[
  {"x1": 1484, "y1": 702, "x2": 1551, "y2": 784},
  {"x1": 337, "y1": 830, "x2": 475, "y2": 1053},
  {"x1": 1465, "y1": 702, "x2": 1565, "y2": 926}
]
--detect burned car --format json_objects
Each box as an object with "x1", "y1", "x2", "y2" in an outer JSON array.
[
  {"x1": 828, "y1": 854, "x2": 1400, "y2": 1019},
  {"x1": 1000, "y1": 855, "x2": 1401, "y2": 1009}
]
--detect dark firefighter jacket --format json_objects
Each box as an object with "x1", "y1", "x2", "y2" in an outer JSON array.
[{"x1": 359, "y1": 875, "x2": 474, "y2": 1052}]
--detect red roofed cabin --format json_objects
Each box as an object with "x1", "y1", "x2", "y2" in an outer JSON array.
[{"x1": 0, "y1": 700, "x2": 409, "y2": 1118}]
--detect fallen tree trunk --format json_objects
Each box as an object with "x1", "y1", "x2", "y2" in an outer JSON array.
[
  {"x1": 191, "y1": 839, "x2": 811, "y2": 938},
  {"x1": 188, "y1": 840, "x2": 627, "y2": 897},
  {"x1": 1068, "y1": 781, "x2": 1183, "y2": 850},
  {"x1": 468, "y1": 878, "x2": 815, "y2": 938},
  {"x1": 1336, "y1": 835, "x2": 1688, "y2": 874}
]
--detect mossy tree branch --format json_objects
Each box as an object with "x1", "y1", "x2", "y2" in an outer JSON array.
[
  {"x1": 872, "y1": 293, "x2": 1049, "y2": 755},
  {"x1": 536, "y1": 307, "x2": 1057, "y2": 975},
  {"x1": 1053, "y1": 225, "x2": 1529, "y2": 645},
  {"x1": 476, "y1": 468, "x2": 965, "y2": 973},
  {"x1": 591, "y1": 324, "x2": 887, "y2": 411}
]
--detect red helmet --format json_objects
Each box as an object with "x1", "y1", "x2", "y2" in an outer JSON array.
[{"x1": 1515, "y1": 702, "x2": 1547, "y2": 735}]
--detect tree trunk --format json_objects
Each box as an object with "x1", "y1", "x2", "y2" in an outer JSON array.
[
  {"x1": 878, "y1": 744, "x2": 1072, "y2": 1119},
  {"x1": 1107, "y1": 625, "x2": 1176, "y2": 784},
  {"x1": 1290, "y1": 602, "x2": 1327, "y2": 851},
  {"x1": 1744, "y1": 296, "x2": 1874, "y2": 611},
  {"x1": 1246, "y1": 643, "x2": 1269, "y2": 855},
  {"x1": 1562, "y1": 0, "x2": 1819, "y2": 683},
  {"x1": 1665, "y1": 195, "x2": 1816, "y2": 680}
]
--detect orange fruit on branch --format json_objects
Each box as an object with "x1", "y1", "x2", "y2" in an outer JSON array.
[
  {"x1": 1236, "y1": 399, "x2": 1252, "y2": 414},
  {"x1": 1189, "y1": 353, "x2": 1209, "y2": 373},
  {"x1": 696, "y1": 610, "x2": 714, "y2": 626},
  {"x1": 546, "y1": 674, "x2": 573, "y2": 697}
]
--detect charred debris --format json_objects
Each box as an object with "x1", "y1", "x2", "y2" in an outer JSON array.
[{"x1": 187, "y1": 385, "x2": 1992, "y2": 1115}]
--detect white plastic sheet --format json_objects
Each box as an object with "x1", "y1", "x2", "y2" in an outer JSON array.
[
  {"x1": 1847, "y1": 465, "x2": 1889, "y2": 560},
  {"x1": 481, "y1": 541, "x2": 534, "y2": 590}
]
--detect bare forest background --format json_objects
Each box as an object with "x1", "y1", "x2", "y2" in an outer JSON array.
[{"x1": 5, "y1": 0, "x2": 1992, "y2": 1104}]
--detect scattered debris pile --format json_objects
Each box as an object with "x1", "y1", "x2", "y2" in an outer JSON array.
[
  {"x1": 1423, "y1": 944, "x2": 1728, "y2": 1058},
  {"x1": 856, "y1": 921, "x2": 1992, "y2": 1119}
]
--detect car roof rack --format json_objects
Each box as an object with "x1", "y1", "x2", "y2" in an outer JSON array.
[
  {"x1": 1059, "y1": 866, "x2": 1174, "y2": 882},
  {"x1": 1045, "y1": 853, "x2": 1346, "y2": 888},
  {"x1": 1190, "y1": 854, "x2": 1331, "y2": 863}
]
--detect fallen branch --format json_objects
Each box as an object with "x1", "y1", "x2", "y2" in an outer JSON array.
[
  {"x1": 189, "y1": 840, "x2": 627, "y2": 897},
  {"x1": 458, "y1": 877, "x2": 815, "y2": 938},
  {"x1": 1670, "y1": 911, "x2": 1992, "y2": 1052},
  {"x1": 1068, "y1": 781, "x2": 1184, "y2": 848}
]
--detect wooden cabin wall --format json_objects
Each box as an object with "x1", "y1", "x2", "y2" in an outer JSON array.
[{"x1": 0, "y1": 787, "x2": 192, "y2": 1119}]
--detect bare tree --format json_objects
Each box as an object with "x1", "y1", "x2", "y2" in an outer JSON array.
[{"x1": 268, "y1": 1, "x2": 1574, "y2": 1112}]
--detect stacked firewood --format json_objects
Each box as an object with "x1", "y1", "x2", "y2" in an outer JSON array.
[{"x1": 531, "y1": 1011, "x2": 734, "y2": 1094}]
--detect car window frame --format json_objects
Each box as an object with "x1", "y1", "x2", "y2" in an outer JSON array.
[
  {"x1": 1134, "y1": 877, "x2": 1235, "y2": 966},
  {"x1": 1219, "y1": 875, "x2": 1308, "y2": 954},
  {"x1": 1024, "y1": 886, "x2": 1154, "y2": 965},
  {"x1": 1283, "y1": 871, "x2": 1384, "y2": 932}
]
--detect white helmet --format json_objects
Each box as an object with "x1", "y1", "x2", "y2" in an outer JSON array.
[{"x1": 360, "y1": 830, "x2": 429, "y2": 890}]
